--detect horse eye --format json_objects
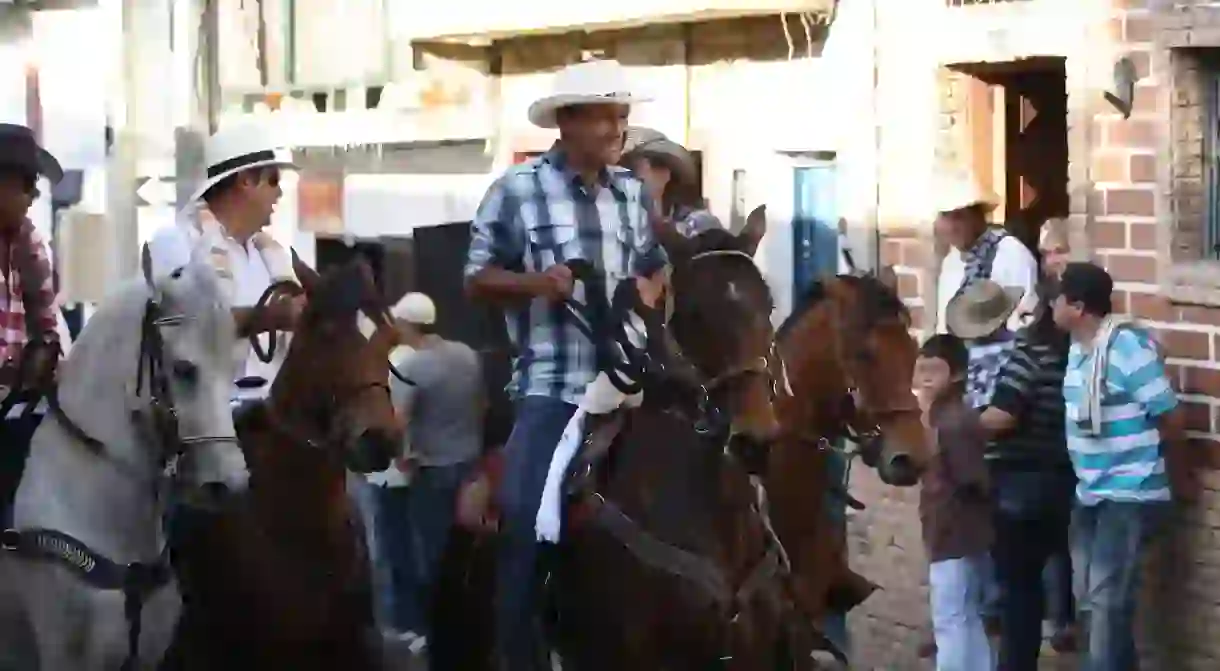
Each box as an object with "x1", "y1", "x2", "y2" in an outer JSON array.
[{"x1": 173, "y1": 360, "x2": 199, "y2": 384}]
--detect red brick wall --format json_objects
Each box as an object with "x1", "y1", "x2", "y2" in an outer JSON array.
[{"x1": 846, "y1": 3, "x2": 1220, "y2": 669}]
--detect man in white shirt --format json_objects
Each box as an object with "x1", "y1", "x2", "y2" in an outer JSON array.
[
  {"x1": 145, "y1": 124, "x2": 303, "y2": 403},
  {"x1": 934, "y1": 176, "x2": 1039, "y2": 336}
]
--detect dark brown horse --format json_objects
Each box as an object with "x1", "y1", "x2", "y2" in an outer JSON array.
[
  {"x1": 434, "y1": 214, "x2": 819, "y2": 670},
  {"x1": 162, "y1": 257, "x2": 404, "y2": 670},
  {"x1": 767, "y1": 272, "x2": 932, "y2": 647}
]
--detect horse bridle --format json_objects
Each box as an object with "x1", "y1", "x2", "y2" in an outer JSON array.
[{"x1": 244, "y1": 279, "x2": 398, "y2": 460}]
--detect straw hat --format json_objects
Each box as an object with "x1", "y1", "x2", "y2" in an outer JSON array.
[
  {"x1": 186, "y1": 122, "x2": 297, "y2": 204},
  {"x1": 527, "y1": 59, "x2": 652, "y2": 129},
  {"x1": 0, "y1": 123, "x2": 63, "y2": 184},
  {"x1": 621, "y1": 126, "x2": 699, "y2": 191},
  {"x1": 945, "y1": 279, "x2": 1025, "y2": 339},
  {"x1": 933, "y1": 173, "x2": 998, "y2": 215}
]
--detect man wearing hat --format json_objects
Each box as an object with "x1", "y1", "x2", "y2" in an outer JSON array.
[
  {"x1": 1054, "y1": 262, "x2": 1187, "y2": 670},
  {"x1": 0, "y1": 123, "x2": 64, "y2": 525},
  {"x1": 620, "y1": 126, "x2": 719, "y2": 237},
  {"x1": 465, "y1": 58, "x2": 667, "y2": 670},
  {"x1": 145, "y1": 122, "x2": 303, "y2": 404}
]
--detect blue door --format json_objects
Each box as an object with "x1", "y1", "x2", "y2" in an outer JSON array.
[
  {"x1": 791, "y1": 163, "x2": 840, "y2": 300},
  {"x1": 793, "y1": 162, "x2": 851, "y2": 655}
]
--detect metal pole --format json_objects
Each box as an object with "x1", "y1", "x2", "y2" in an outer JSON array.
[{"x1": 174, "y1": 0, "x2": 219, "y2": 212}]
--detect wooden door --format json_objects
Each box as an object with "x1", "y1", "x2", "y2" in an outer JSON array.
[{"x1": 1003, "y1": 66, "x2": 1068, "y2": 251}]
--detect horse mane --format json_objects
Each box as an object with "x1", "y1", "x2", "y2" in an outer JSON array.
[{"x1": 777, "y1": 273, "x2": 907, "y2": 339}]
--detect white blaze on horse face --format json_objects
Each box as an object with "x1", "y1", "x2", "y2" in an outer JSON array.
[
  {"x1": 356, "y1": 312, "x2": 378, "y2": 341},
  {"x1": 726, "y1": 281, "x2": 743, "y2": 304}
]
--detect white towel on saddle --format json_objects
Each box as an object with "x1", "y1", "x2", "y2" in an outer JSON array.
[{"x1": 535, "y1": 314, "x2": 647, "y2": 543}]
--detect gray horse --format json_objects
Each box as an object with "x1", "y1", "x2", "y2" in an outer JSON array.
[{"x1": 0, "y1": 252, "x2": 249, "y2": 671}]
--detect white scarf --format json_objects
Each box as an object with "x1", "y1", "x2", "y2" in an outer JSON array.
[
  {"x1": 1080, "y1": 314, "x2": 1137, "y2": 436},
  {"x1": 182, "y1": 202, "x2": 296, "y2": 287}
]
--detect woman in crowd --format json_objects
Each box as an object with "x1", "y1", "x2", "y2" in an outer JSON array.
[
  {"x1": 978, "y1": 219, "x2": 1077, "y2": 670},
  {"x1": 620, "y1": 127, "x2": 720, "y2": 237}
]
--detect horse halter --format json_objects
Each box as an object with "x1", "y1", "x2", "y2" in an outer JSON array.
[{"x1": 48, "y1": 291, "x2": 238, "y2": 477}]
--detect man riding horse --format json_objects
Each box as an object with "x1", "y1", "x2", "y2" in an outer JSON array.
[
  {"x1": 0, "y1": 124, "x2": 64, "y2": 528},
  {"x1": 464, "y1": 58, "x2": 668, "y2": 671},
  {"x1": 145, "y1": 123, "x2": 304, "y2": 402}
]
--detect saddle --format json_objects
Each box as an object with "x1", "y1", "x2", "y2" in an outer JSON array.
[{"x1": 454, "y1": 412, "x2": 626, "y2": 535}]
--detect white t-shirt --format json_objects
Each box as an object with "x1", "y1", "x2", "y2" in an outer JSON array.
[
  {"x1": 936, "y1": 234, "x2": 1039, "y2": 335},
  {"x1": 145, "y1": 221, "x2": 295, "y2": 401}
]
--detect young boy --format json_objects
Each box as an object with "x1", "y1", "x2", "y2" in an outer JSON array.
[{"x1": 914, "y1": 334, "x2": 996, "y2": 671}]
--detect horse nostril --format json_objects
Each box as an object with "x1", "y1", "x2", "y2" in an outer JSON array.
[
  {"x1": 200, "y1": 481, "x2": 230, "y2": 504},
  {"x1": 881, "y1": 452, "x2": 918, "y2": 486},
  {"x1": 352, "y1": 430, "x2": 397, "y2": 473}
]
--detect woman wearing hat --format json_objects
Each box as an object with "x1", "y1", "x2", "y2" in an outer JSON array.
[
  {"x1": 620, "y1": 127, "x2": 721, "y2": 238},
  {"x1": 0, "y1": 123, "x2": 65, "y2": 525}
]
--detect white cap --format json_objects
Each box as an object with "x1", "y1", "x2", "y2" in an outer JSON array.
[{"x1": 391, "y1": 292, "x2": 436, "y2": 325}]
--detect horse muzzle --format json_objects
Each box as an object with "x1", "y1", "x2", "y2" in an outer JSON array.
[
  {"x1": 347, "y1": 428, "x2": 398, "y2": 474},
  {"x1": 876, "y1": 451, "x2": 919, "y2": 487}
]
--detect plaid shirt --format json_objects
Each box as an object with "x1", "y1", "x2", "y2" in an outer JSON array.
[
  {"x1": 465, "y1": 146, "x2": 668, "y2": 404},
  {"x1": 1, "y1": 221, "x2": 59, "y2": 371},
  {"x1": 966, "y1": 330, "x2": 1016, "y2": 409}
]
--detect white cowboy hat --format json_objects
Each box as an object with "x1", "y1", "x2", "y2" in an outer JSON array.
[
  {"x1": 933, "y1": 173, "x2": 998, "y2": 215},
  {"x1": 186, "y1": 122, "x2": 297, "y2": 204},
  {"x1": 391, "y1": 292, "x2": 436, "y2": 326},
  {"x1": 945, "y1": 279, "x2": 1025, "y2": 340},
  {"x1": 621, "y1": 126, "x2": 699, "y2": 190},
  {"x1": 527, "y1": 59, "x2": 652, "y2": 130}
]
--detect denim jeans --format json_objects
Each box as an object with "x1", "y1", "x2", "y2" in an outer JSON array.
[
  {"x1": 1071, "y1": 500, "x2": 1169, "y2": 671},
  {"x1": 929, "y1": 554, "x2": 996, "y2": 671},
  {"x1": 1044, "y1": 548, "x2": 1075, "y2": 629},
  {"x1": 375, "y1": 460, "x2": 474, "y2": 637},
  {"x1": 495, "y1": 395, "x2": 578, "y2": 671},
  {"x1": 0, "y1": 413, "x2": 42, "y2": 527},
  {"x1": 348, "y1": 474, "x2": 394, "y2": 629},
  {"x1": 990, "y1": 468, "x2": 1075, "y2": 671}
]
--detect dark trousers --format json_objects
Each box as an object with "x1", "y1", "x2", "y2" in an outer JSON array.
[
  {"x1": 0, "y1": 413, "x2": 43, "y2": 527},
  {"x1": 990, "y1": 467, "x2": 1075, "y2": 671},
  {"x1": 495, "y1": 396, "x2": 578, "y2": 671}
]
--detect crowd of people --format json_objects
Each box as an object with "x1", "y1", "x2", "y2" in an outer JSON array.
[{"x1": 919, "y1": 184, "x2": 1189, "y2": 671}]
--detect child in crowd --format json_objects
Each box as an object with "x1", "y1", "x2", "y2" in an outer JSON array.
[{"x1": 914, "y1": 334, "x2": 996, "y2": 671}]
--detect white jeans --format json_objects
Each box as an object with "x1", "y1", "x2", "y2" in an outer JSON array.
[{"x1": 929, "y1": 554, "x2": 996, "y2": 671}]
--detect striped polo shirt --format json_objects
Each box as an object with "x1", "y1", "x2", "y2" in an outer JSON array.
[
  {"x1": 987, "y1": 331, "x2": 1071, "y2": 468},
  {"x1": 1062, "y1": 326, "x2": 1178, "y2": 505},
  {"x1": 464, "y1": 146, "x2": 668, "y2": 404}
]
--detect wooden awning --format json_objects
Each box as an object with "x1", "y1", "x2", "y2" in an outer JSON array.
[{"x1": 397, "y1": 0, "x2": 836, "y2": 43}]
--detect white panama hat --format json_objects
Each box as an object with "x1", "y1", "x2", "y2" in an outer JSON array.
[
  {"x1": 933, "y1": 172, "x2": 999, "y2": 215},
  {"x1": 186, "y1": 122, "x2": 298, "y2": 205},
  {"x1": 391, "y1": 292, "x2": 437, "y2": 326},
  {"x1": 527, "y1": 59, "x2": 653, "y2": 130}
]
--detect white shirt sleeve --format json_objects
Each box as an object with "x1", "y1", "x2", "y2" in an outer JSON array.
[
  {"x1": 991, "y1": 236, "x2": 1040, "y2": 331},
  {"x1": 145, "y1": 224, "x2": 196, "y2": 282}
]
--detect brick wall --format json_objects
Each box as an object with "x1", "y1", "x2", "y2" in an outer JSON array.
[{"x1": 846, "y1": 1, "x2": 1220, "y2": 669}]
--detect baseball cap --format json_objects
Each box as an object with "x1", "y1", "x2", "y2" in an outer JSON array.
[
  {"x1": 390, "y1": 292, "x2": 436, "y2": 325},
  {"x1": 1058, "y1": 262, "x2": 1113, "y2": 316}
]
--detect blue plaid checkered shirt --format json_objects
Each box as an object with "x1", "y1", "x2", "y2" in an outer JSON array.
[
  {"x1": 966, "y1": 330, "x2": 1017, "y2": 409},
  {"x1": 464, "y1": 147, "x2": 668, "y2": 404}
]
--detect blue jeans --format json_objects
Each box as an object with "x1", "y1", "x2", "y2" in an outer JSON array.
[
  {"x1": 349, "y1": 476, "x2": 394, "y2": 629},
  {"x1": 495, "y1": 395, "x2": 578, "y2": 671},
  {"x1": 1044, "y1": 549, "x2": 1074, "y2": 629},
  {"x1": 1071, "y1": 500, "x2": 1169, "y2": 671},
  {"x1": 376, "y1": 461, "x2": 474, "y2": 636},
  {"x1": 929, "y1": 554, "x2": 996, "y2": 671}
]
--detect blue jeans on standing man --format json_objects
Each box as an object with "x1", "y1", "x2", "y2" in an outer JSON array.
[
  {"x1": 1071, "y1": 500, "x2": 1169, "y2": 671},
  {"x1": 495, "y1": 395, "x2": 578, "y2": 671},
  {"x1": 376, "y1": 460, "x2": 475, "y2": 637},
  {"x1": 929, "y1": 553, "x2": 996, "y2": 671}
]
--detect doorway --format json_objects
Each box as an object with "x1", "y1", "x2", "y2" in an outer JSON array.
[{"x1": 954, "y1": 58, "x2": 1069, "y2": 254}]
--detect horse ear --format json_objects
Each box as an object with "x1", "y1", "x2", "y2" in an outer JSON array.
[
  {"x1": 738, "y1": 205, "x2": 767, "y2": 257},
  {"x1": 141, "y1": 243, "x2": 155, "y2": 290},
  {"x1": 875, "y1": 265, "x2": 899, "y2": 293},
  {"x1": 292, "y1": 248, "x2": 322, "y2": 295}
]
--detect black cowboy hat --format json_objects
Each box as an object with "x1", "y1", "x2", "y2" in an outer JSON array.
[{"x1": 0, "y1": 124, "x2": 64, "y2": 185}]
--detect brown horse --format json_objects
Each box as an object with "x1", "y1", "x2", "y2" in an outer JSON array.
[
  {"x1": 435, "y1": 215, "x2": 818, "y2": 670},
  {"x1": 767, "y1": 272, "x2": 932, "y2": 647},
  {"x1": 162, "y1": 256, "x2": 404, "y2": 670}
]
